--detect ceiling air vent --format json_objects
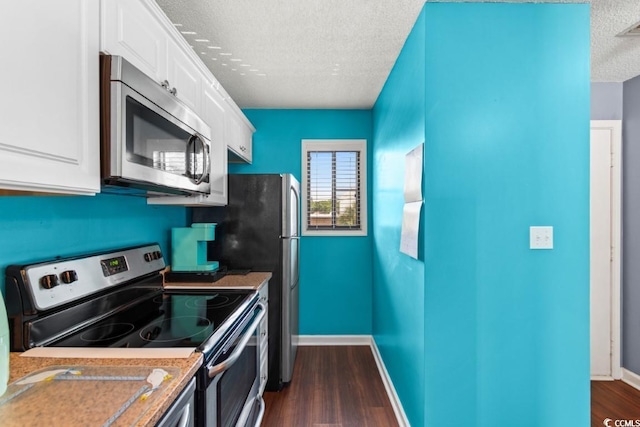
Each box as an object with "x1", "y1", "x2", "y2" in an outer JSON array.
[{"x1": 618, "y1": 21, "x2": 640, "y2": 37}]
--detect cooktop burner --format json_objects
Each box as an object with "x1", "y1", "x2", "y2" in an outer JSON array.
[
  {"x1": 80, "y1": 323, "x2": 135, "y2": 343},
  {"x1": 183, "y1": 294, "x2": 243, "y2": 310},
  {"x1": 139, "y1": 315, "x2": 212, "y2": 343},
  {"x1": 51, "y1": 289, "x2": 254, "y2": 350}
]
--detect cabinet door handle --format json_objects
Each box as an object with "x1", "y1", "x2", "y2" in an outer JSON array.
[{"x1": 160, "y1": 80, "x2": 177, "y2": 96}]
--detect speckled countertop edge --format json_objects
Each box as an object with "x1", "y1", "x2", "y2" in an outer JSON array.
[
  {"x1": 8, "y1": 352, "x2": 203, "y2": 427},
  {"x1": 163, "y1": 271, "x2": 272, "y2": 291}
]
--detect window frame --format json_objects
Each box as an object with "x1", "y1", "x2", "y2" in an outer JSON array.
[{"x1": 301, "y1": 139, "x2": 367, "y2": 237}]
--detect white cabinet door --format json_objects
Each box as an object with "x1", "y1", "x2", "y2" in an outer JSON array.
[
  {"x1": 167, "y1": 42, "x2": 201, "y2": 113},
  {"x1": 202, "y1": 84, "x2": 228, "y2": 205},
  {"x1": 0, "y1": 1, "x2": 100, "y2": 194},
  {"x1": 238, "y1": 116, "x2": 254, "y2": 163},
  {"x1": 226, "y1": 109, "x2": 254, "y2": 164},
  {"x1": 102, "y1": 0, "x2": 201, "y2": 116},
  {"x1": 100, "y1": 0, "x2": 168, "y2": 84}
]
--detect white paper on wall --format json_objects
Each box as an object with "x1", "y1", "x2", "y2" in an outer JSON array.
[
  {"x1": 404, "y1": 143, "x2": 423, "y2": 203},
  {"x1": 400, "y1": 201, "x2": 422, "y2": 259},
  {"x1": 400, "y1": 143, "x2": 424, "y2": 259}
]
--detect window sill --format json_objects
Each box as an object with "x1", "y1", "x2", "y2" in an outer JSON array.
[{"x1": 302, "y1": 229, "x2": 368, "y2": 237}]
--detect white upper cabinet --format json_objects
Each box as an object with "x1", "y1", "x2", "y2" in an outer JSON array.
[
  {"x1": 100, "y1": 0, "x2": 168, "y2": 84},
  {"x1": 167, "y1": 42, "x2": 202, "y2": 114},
  {"x1": 217, "y1": 85, "x2": 254, "y2": 163},
  {"x1": 226, "y1": 105, "x2": 255, "y2": 164},
  {"x1": 0, "y1": 1, "x2": 100, "y2": 194},
  {"x1": 101, "y1": 0, "x2": 200, "y2": 115},
  {"x1": 202, "y1": 82, "x2": 229, "y2": 204}
]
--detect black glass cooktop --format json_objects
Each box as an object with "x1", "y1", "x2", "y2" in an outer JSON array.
[{"x1": 52, "y1": 289, "x2": 254, "y2": 349}]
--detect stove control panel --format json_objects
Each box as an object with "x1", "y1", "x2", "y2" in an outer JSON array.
[{"x1": 22, "y1": 244, "x2": 165, "y2": 311}]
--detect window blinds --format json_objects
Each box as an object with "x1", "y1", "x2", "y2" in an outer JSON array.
[{"x1": 306, "y1": 150, "x2": 361, "y2": 230}]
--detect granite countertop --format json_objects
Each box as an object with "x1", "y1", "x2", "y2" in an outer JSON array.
[
  {"x1": 164, "y1": 271, "x2": 272, "y2": 291},
  {"x1": 7, "y1": 351, "x2": 203, "y2": 427}
]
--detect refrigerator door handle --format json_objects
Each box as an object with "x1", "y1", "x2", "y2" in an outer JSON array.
[{"x1": 282, "y1": 174, "x2": 301, "y2": 241}]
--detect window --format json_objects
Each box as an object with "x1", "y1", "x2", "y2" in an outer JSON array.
[{"x1": 301, "y1": 139, "x2": 367, "y2": 236}]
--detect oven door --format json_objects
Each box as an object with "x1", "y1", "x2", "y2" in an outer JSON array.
[
  {"x1": 107, "y1": 80, "x2": 211, "y2": 195},
  {"x1": 203, "y1": 303, "x2": 266, "y2": 427}
]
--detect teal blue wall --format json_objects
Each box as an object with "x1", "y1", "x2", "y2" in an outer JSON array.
[
  {"x1": 373, "y1": 3, "x2": 590, "y2": 426},
  {"x1": 371, "y1": 9, "x2": 426, "y2": 427},
  {"x1": 231, "y1": 109, "x2": 373, "y2": 334},
  {"x1": 0, "y1": 194, "x2": 187, "y2": 294}
]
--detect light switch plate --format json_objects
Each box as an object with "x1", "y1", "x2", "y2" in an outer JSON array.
[{"x1": 530, "y1": 226, "x2": 553, "y2": 250}]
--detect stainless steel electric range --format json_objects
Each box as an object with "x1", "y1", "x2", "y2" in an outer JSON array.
[{"x1": 4, "y1": 244, "x2": 265, "y2": 427}]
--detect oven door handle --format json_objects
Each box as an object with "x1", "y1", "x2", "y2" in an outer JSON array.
[
  {"x1": 254, "y1": 395, "x2": 266, "y2": 427},
  {"x1": 208, "y1": 303, "x2": 266, "y2": 378}
]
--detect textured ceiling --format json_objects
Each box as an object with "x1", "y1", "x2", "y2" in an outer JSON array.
[
  {"x1": 156, "y1": 0, "x2": 425, "y2": 109},
  {"x1": 155, "y1": 0, "x2": 640, "y2": 109},
  {"x1": 591, "y1": 0, "x2": 640, "y2": 81}
]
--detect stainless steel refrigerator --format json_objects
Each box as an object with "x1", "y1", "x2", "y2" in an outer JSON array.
[{"x1": 192, "y1": 173, "x2": 299, "y2": 391}]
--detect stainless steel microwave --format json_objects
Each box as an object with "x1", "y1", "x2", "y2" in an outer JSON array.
[{"x1": 100, "y1": 55, "x2": 211, "y2": 196}]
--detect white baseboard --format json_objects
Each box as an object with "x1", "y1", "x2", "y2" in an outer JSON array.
[
  {"x1": 591, "y1": 375, "x2": 614, "y2": 381},
  {"x1": 298, "y1": 335, "x2": 373, "y2": 346},
  {"x1": 298, "y1": 335, "x2": 410, "y2": 427},
  {"x1": 370, "y1": 339, "x2": 411, "y2": 427},
  {"x1": 622, "y1": 368, "x2": 640, "y2": 391}
]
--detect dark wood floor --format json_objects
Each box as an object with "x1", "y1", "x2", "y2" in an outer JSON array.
[
  {"x1": 592, "y1": 380, "x2": 640, "y2": 426},
  {"x1": 262, "y1": 346, "x2": 399, "y2": 427},
  {"x1": 264, "y1": 349, "x2": 640, "y2": 426}
]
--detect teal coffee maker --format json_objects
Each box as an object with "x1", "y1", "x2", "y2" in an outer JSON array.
[{"x1": 170, "y1": 223, "x2": 219, "y2": 272}]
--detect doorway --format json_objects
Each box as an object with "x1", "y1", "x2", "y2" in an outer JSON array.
[{"x1": 590, "y1": 120, "x2": 622, "y2": 380}]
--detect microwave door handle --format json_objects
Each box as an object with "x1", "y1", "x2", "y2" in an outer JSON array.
[
  {"x1": 186, "y1": 136, "x2": 195, "y2": 181},
  {"x1": 196, "y1": 141, "x2": 209, "y2": 185},
  {"x1": 207, "y1": 303, "x2": 266, "y2": 378},
  {"x1": 186, "y1": 134, "x2": 208, "y2": 185}
]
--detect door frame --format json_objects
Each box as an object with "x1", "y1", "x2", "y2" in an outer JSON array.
[{"x1": 590, "y1": 119, "x2": 622, "y2": 380}]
